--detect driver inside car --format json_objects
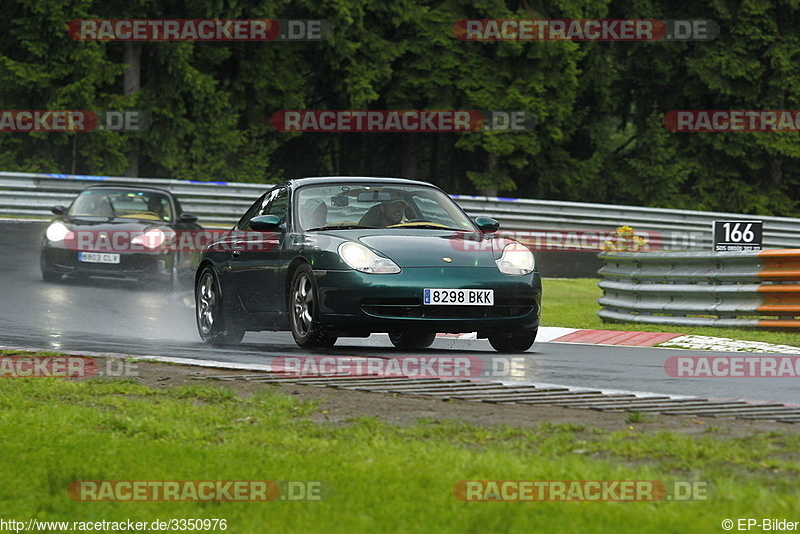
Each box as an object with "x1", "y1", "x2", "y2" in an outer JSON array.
[
  {"x1": 358, "y1": 199, "x2": 408, "y2": 227},
  {"x1": 147, "y1": 196, "x2": 169, "y2": 221}
]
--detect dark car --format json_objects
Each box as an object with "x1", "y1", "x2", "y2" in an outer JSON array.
[
  {"x1": 194, "y1": 177, "x2": 541, "y2": 352},
  {"x1": 41, "y1": 185, "x2": 201, "y2": 286}
]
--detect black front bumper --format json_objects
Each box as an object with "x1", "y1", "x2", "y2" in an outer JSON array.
[{"x1": 41, "y1": 247, "x2": 174, "y2": 282}]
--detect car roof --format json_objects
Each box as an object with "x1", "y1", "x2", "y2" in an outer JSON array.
[
  {"x1": 84, "y1": 184, "x2": 172, "y2": 195},
  {"x1": 284, "y1": 176, "x2": 438, "y2": 188}
]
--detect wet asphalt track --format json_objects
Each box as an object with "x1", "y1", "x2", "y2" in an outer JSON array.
[{"x1": 2, "y1": 221, "x2": 799, "y2": 405}]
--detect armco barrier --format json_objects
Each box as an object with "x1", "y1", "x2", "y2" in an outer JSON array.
[
  {"x1": 3, "y1": 171, "x2": 800, "y2": 250},
  {"x1": 598, "y1": 249, "x2": 800, "y2": 328},
  {"x1": 0, "y1": 171, "x2": 265, "y2": 226}
]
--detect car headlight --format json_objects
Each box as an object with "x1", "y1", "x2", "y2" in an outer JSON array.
[
  {"x1": 495, "y1": 243, "x2": 535, "y2": 275},
  {"x1": 131, "y1": 229, "x2": 167, "y2": 249},
  {"x1": 46, "y1": 222, "x2": 71, "y2": 242},
  {"x1": 338, "y1": 242, "x2": 400, "y2": 274}
]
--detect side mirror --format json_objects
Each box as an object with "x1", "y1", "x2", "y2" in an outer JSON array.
[
  {"x1": 249, "y1": 214, "x2": 284, "y2": 231},
  {"x1": 51, "y1": 205, "x2": 66, "y2": 216},
  {"x1": 179, "y1": 212, "x2": 198, "y2": 223},
  {"x1": 475, "y1": 216, "x2": 500, "y2": 233}
]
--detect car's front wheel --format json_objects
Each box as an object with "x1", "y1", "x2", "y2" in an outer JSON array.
[
  {"x1": 158, "y1": 261, "x2": 178, "y2": 291},
  {"x1": 195, "y1": 267, "x2": 244, "y2": 345},
  {"x1": 40, "y1": 254, "x2": 61, "y2": 282},
  {"x1": 488, "y1": 329, "x2": 538, "y2": 353},
  {"x1": 388, "y1": 331, "x2": 436, "y2": 349},
  {"x1": 289, "y1": 264, "x2": 337, "y2": 348},
  {"x1": 41, "y1": 268, "x2": 61, "y2": 282}
]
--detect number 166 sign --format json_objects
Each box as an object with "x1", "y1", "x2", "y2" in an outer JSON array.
[{"x1": 712, "y1": 220, "x2": 762, "y2": 251}]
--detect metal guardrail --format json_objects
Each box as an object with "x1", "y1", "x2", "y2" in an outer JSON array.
[
  {"x1": 0, "y1": 171, "x2": 265, "y2": 226},
  {"x1": 452, "y1": 195, "x2": 800, "y2": 250},
  {"x1": 3, "y1": 171, "x2": 800, "y2": 250},
  {"x1": 597, "y1": 250, "x2": 800, "y2": 328}
]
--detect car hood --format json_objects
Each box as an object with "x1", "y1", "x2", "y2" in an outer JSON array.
[
  {"x1": 355, "y1": 230, "x2": 503, "y2": 268},
  {"x1": 45, "y1": 217, "x2": 175, "y2": 252},
  {"x1": 61, "y1": 217, "x2": 167, "y2": 231}
]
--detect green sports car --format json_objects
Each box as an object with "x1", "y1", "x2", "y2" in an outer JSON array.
[{"x1": 194, "y1": 177, "x2": 541, "y2": 352}]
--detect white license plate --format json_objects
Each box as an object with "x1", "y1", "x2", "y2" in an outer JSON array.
[
  {"x1": 423, "y1": 288, "x2": 494, "y2": 306},
  {"x1": 78, "y1": 252, "x2": 120, "y2": 264}
]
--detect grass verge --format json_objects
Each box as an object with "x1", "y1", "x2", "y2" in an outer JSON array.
[
  {"x1": 542, "y1": 278, "x2": 800, "y2": 347},
  {"x1": 1, "y1": 376, "x2": 798, "y2": 532}
]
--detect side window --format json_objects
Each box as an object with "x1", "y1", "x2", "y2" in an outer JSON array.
[
  {"x1": 237, "y1": 193, "x2": 268, "y2": 230},
  {"x1": 173, "y1": 197, "x2": 184, "y2": 218},
  {"x1": 237, "y1": 188, "x2": 289, "y2": 230},
  {"x1": 261, "y1": 188, "x2": 288, "y2": 222}
]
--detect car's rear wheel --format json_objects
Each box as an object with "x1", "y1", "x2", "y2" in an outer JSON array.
[
  {"x1": 488, "y1": 329, "x2": 538, "y2": 353},
  {"x1": 195, "y1": 267, "x2": 244, "y2": 345},
  {"x1": 388, "y1": 331, "x2": 436, "y2": 349},
  {"x1": 290, "y1": 264, "x2": 337, "y2": 348}
]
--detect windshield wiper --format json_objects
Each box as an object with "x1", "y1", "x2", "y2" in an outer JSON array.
[
  {"x1": 390, "y1": 223, "x2": 461, "y2": 231},
  {"x1": 306, "y1": 224, "x2": 379, "y2": 231},
  {"x1": 106, "y1": 195, "x2": 118, "y2": 220}
]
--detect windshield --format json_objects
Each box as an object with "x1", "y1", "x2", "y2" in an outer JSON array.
[
  {"x1": 295, "y1": 183, "x2": 476, "y2": 231},
  {"x1": 68, "y1": 190, "x2": 172, "y2": 222}
]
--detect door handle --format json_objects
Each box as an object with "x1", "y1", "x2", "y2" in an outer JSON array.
[{"x1": 231, "y1": 250, "x2": 241, "y2": 258}]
